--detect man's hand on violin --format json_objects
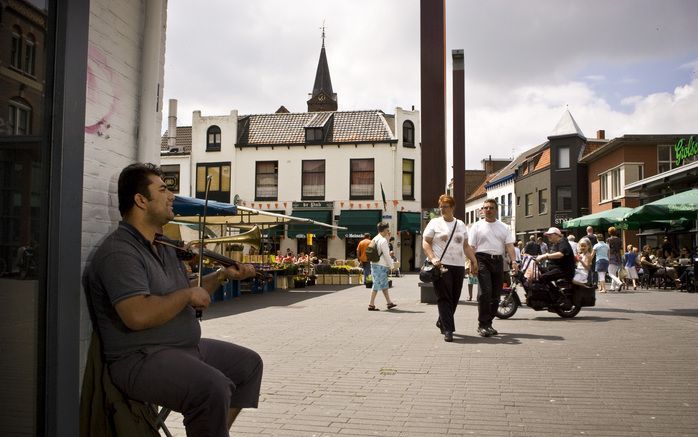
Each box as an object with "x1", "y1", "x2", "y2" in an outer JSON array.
[
  {"x1": 224, "y1": 263, "x2": 256, "y2": 281},
  {"x1": 189, "y1": 287, "x2": 211, "y2": 310}
]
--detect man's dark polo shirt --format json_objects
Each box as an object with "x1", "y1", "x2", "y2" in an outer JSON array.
[
  {"x1": 549, "y1": 238, "x2": 576, "y2": 280},
  {"x1": 86, "y1": 222, "x2": 200, "y2": 361}
]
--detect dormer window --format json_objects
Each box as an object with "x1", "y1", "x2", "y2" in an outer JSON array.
[
  {"x1": 403, "y1": 120, "x2": 415, "y2": 148},
  {"x1": 305, "y1": 127, "x2": 324, "y2": 143},
  {"x1": 206, "y1": 125, "x2": 221, "y2": 151}
]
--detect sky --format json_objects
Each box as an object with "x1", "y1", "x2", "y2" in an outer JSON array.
[{"x1": 163, "y1": 0, "x2": 698, "y2": 177}]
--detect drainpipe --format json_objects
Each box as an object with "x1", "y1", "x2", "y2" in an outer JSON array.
[{"x1": 137, "y1": 0, "x2": 166, "y2": 164}]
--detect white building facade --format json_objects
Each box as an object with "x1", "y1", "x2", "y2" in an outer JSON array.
[{"x1": 162, "y1": 106, "x2": 423, "y2": 270}]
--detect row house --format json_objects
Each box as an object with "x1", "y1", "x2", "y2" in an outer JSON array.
[{"x1": 161, "y1": 38, "x2": 423, "y2": 270}]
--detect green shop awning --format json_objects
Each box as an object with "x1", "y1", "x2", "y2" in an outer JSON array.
[
  {"x1": 260, "y1": 211, "x2": 285, "y2": 238},
  {"x1": 398, "y1": 211, "x2": 421, "y2": 235},
  {"x1": 287, "y1": 210, "x2": 333, "y2": 238},
  {"x1": 337, "y1": 210, "x2": 382, "y2": 238}
]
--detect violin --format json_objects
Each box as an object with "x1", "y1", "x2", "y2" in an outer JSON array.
[{"x1": 154, "y1": 234, "x2": 265, "y2": 279}]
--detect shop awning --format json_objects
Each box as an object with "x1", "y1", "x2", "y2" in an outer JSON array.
[
  {"x1": 287, "y1": 210, "x2": 333, "y2": 237},
  {"x1": 398, "y1": 211, "x2": 421, "y2": 235},
  {"x1": 337, "y1": 210, "x2": 382, "y2": 238}
]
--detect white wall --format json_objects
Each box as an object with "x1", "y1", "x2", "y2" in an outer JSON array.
[{"x1": 81, "y1": 0, "x2": 166, "y2": 371}]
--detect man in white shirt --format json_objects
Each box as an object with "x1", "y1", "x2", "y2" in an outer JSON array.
[{"x1": 468, "y1": 199, "x2": 518, "y2": 337}]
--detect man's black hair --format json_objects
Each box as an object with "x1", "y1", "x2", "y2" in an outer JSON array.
[{"x1": 117, "y1": 163, "x2": 163, "y2": 217}]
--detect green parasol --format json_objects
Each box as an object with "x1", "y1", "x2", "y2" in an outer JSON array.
[
  {"x1": 562, "y1": 207, "x2": 634, "y2": 229},
  {"x1": 622, "y1": 189, "x2": 698, "y2": 223}
]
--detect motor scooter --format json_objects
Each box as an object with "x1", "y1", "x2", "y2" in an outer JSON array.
[{"x1": 497, "y1": 260, "x2": 596, "y2": 319}]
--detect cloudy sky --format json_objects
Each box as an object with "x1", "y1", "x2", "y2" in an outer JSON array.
[{"x1": 163, "y1": 0, "x2": 698, "y2": 176}]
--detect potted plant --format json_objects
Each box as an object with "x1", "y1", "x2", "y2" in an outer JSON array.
[
  {"x1": 349, "y1": 267, "x2": 363, "y2": 285},
  {"x1": 365, "y1": 274, "x2": 373, "y2": 288},
  {"x1": 293, "y1": 275, "x2": 306, "y2": 288}
]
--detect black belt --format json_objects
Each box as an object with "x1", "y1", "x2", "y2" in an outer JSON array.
[{"x1": 476, "y1": 252, "x2": 503, "y2": 260}]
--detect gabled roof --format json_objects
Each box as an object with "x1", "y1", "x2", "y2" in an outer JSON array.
[
  {"x1": 237, "y1": 110, "x2": 395, "y2": 146},
  {"x1": 160, "y1": 126, "x2": 192, "y2": 153},
  {"x1": 549, "y1": 110, "x2": 585, "y2": 139},
  {"x1": 487, "y1": 142, "x2": 545, "y2": 187},
  {"x1": 466, "y1": 174, "x2": 494, "y2": 203}
]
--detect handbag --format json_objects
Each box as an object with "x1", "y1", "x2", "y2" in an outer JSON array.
[{"x1": 419, "y1": 219, "x2": 458, "y2": 283}]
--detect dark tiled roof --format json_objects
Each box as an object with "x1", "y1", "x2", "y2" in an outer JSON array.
[
  {"x1": 237, "y1": 110, "x2": 394, "y2": 146},
  {"x1": 160, "y1": 126, "x2": 192, "y2": 153}
]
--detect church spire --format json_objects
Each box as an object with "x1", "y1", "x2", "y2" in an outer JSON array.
[{"x1": 307, "y1": 23, "x2": 337, "y2": 112}]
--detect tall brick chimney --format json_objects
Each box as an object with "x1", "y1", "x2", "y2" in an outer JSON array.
[{"x1": 596, "y1": 129, "x2": 605, "y2": 140}]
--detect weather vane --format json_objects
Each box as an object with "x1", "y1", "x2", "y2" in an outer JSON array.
[{"x1": 320, "y1": 20, "x2": 326, "y2": 47}]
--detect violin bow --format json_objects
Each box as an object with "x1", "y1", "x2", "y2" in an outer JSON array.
[{"x1": 196, "y1": 175, "x2": 213, "y2": 320}]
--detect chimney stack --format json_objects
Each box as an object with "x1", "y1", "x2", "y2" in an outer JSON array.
[
  {"x1": 596, "y1": 129, "x2": 605, "y2": 140},
  {"x1": 167, "y1": 99, "x2": 178, "y2": 150}
]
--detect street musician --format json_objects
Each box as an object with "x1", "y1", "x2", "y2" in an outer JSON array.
[{"x1": 85, "y1": 163, "x2": 263, "y2": 436}]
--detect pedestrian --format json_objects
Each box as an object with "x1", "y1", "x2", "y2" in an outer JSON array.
[
  {"x1": 592, "y1": 234, "x2": 616, "y2": 293},
  {"x1": 567, "y1": 234, "x2": 578, "y2": 256},
  {"x1": 356, "y1": 233, "x2": 372, "y2": 283},
  {"x1": 465, "y1": 257, "x2": 477, "y2": 301},
  {"x1": 607, "y1": 226, "x2": 624, "y2": 291},
  {"x1": 468, "y1": 198, "x2": 517, "y2": 338},
  {"x1": 514, "y1": 240, "x2": 523, "y2": 264},
  {"x1": 523, "y1": 235, "x2": 541, "y2": 256},
  {"x1": 624, "y1": 244, "x2": 639, "y2": 290},
  {"x1": 84, "y1": 163, "x2": 263, "y2": 436},
  {"x1": 538, "y1": 236, "x2": 548, "y2": 255},
  {"x1": 422, "y1": 194, "x2": 478, "y2": 342},
  {"x1": 368, "y1": 222, "x2": 397, "y2": 311}
]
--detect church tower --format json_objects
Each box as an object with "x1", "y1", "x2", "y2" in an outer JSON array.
[{"x1": 307, "y1": 26, "x2": 338, "y2": 112}]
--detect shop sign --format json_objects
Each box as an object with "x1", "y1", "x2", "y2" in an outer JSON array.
[
  {"x1": 292, "y1": 201, "x2": 334, "y2": 209},
  {"x1": 675, "y1": 136, "x2": 698, "y2": 166},
  {"x1": 554, "y1": 212, "x2": 570, "y2": 226}
]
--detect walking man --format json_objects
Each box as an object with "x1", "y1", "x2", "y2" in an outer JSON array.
[
  {"x1": 357, "y1": 233, "x2": 372, "y2": 283},
  {"x1": 468, "y1": 199, "x2": 518, "y2": 337}
]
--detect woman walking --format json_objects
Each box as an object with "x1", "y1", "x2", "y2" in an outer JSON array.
[
  {"x1": 592, "y1": 234, "x2": 613, "y2": 293},
  {"x1": 624, "y1": 245, "x2": 639, "y2": 290},
  {"x1": 422, "y1": 195, "x2": 478, "y2": 342},
  {"x1": 367, "y1": 222, "x2": 397, "y2": 311}
]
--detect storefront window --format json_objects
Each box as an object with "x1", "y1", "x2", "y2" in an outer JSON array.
[{"x1": 0, "y1": 1, "x2": 49, "y2": 434}]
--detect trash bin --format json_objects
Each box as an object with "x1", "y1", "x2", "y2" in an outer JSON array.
[{"x1": 419, "y1": 282, "x2": 437, "y2": 304}]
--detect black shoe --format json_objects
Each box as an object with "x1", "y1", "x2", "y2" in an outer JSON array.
[
  {"x1": 477, "y1": 326, "x2": 490, "y2": 337},
  {"x1": 436, "y1": 320, "x2": 445, "y2": 334},
  {"x1": 444, "y1": 331, "x2": 453, "y2": 342},
  {"x1": 486, "y1": 326, "x2": 498, "y2": 336}
]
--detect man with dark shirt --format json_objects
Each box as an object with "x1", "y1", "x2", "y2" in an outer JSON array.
[
  {"x1": 523, "y1": 235, "x2": 541, "y2": 256},
  {"x1": 536, "y1": 227, "x2": 576, "y2": 305},
  {"x1": 86, "y1": 163, "x2": 263, "y2": 436}
]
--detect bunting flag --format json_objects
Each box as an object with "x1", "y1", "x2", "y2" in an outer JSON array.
[{"x1": 380, "y1": 182, "x2": 387, "y2": 211}]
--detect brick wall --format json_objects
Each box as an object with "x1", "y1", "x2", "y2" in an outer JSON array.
[{"x1": 79, "y1": 0, "x2": 151, "y2": 374}]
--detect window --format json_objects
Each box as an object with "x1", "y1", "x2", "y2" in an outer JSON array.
[
  {"x1": 24, "y1": 34, "x2": 36, "y2": 75},
  {"x1": 10, "y1": 27, "x2": 22, "y2": 69},
  {"x1": 507, "y1": 193, "x2": 512, "y2": 217},
  {"x1": 305, "y1": 127, "x2": 323, "y2": 143},
  {"x1": 402, "y1": 120, "x2": 415, "y2": 148},
  {"x1": 402, "y1": 159, "x2": 414, "y2": 199},
  {"x1": 558, "y1": 147, "x2": 570, "y2": 169},
  {"x1": 255, "y1": 161, "x2": 278, "y2": 200},
  {"x1": 538, "y1": 188, "x2": 548, "y2": 214},
  {"x1": 599, "y1": 167, "x2": 623, "y2": 202},
  {"x1": 8, "y1": 99, "x2": 31, "y2": 135},
  {"x1": 196, "y1": 162, "x2": 231, "y2": 202},
  {"x1": 350, "y1": 158, "x2": 374, "y2": 199},
  {"x1": 206, "y1": 125, "x2": 221, "y2": 151},
  {"x1": 161, "y1": 164, "x2": 180, "y2": 193},
  {"x1": 301, "y1": 160, "x2": 325, "y2": 200},
  {"x1": 557, "y1": 186, "x2": 572, "y2": 211},
  {"x1": 525, "y1": 193, "x2": 533, "y2": 216}
]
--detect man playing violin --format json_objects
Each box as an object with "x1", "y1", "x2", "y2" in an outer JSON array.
[{"x1": 85, "y1": 163, "x2": 263, "y2": 436}]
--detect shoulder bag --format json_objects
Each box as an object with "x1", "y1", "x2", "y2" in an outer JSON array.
[{"x1": 420, "y1": 219, "x2": 459, "y2": 283}]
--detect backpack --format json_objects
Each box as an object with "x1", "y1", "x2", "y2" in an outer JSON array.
[{"x1": 365, "y1": 239, "x2": 381, "y2": 262}]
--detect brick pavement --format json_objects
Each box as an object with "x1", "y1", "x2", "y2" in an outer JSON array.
[{"x1": 165, "y1": 274, "x2": 698, "y2": 436}]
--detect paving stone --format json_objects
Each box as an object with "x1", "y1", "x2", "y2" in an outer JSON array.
[{"x1": 164, "y1": 275, "x2": 698, "y2": 436}]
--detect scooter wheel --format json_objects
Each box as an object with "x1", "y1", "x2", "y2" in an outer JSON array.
[
  {"x1": 496, "y1": 291, "x2": 518, "y2": 319},
  {"x1": 554, "y1": 304, "x2": 581, "y2": 318}
]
